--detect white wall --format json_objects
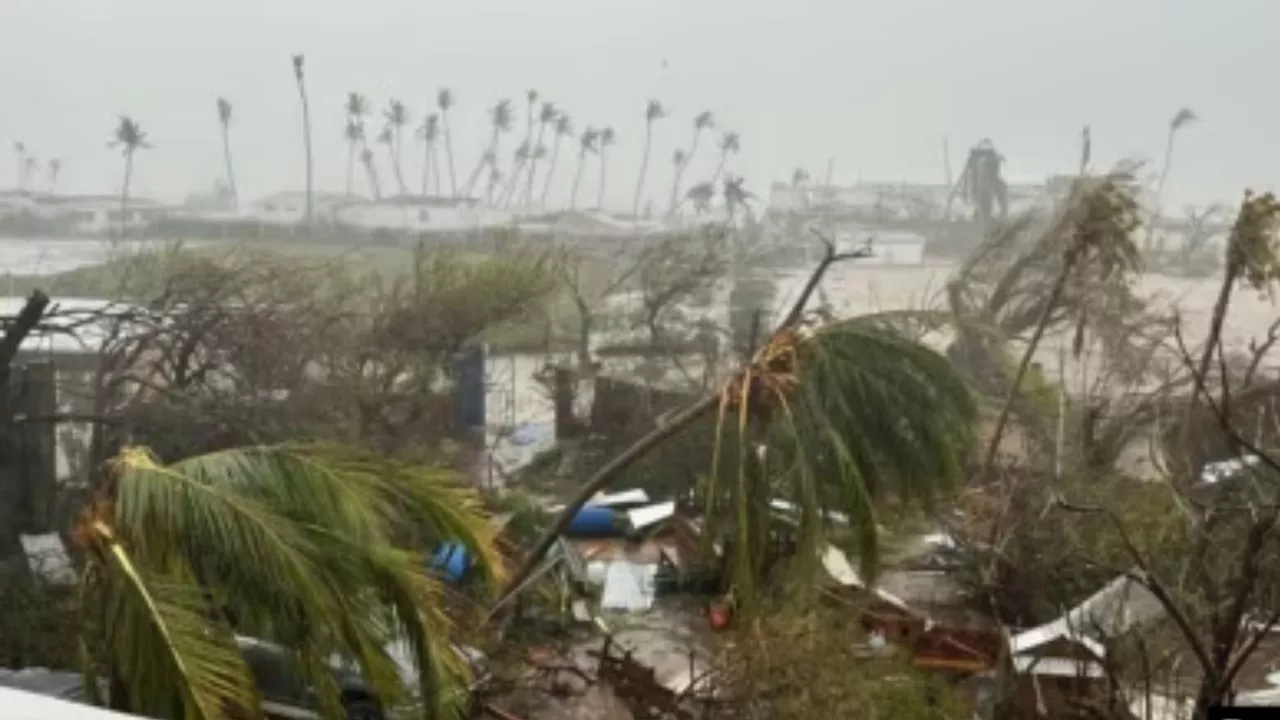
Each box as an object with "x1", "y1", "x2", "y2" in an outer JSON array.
[{"x1": 336, "y1": 202, "x2": 512, "y2": 232}]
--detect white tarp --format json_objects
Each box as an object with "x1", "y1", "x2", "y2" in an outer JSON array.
[
  {"x1": 821, "y1": 544, "x2": 912, "y2": 612},
  {"x1": 600, "y1": 560, "x2": 657, "y2": 612},
  {"x1": 627, "y1": 501, "x2": 675, "y2": 531},
  {"x1": 0, "y1": 685, "x2": 138, "y2": 720}
]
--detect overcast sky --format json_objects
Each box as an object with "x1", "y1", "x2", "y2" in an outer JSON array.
[{"x1": 3, "y1": 0, "x2": 1278, "y2": 210}]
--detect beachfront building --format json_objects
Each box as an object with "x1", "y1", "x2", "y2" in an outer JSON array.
[
  {"x1": 333, "y1": 194, "x2": 512, "y2": 234},
  {"x1": 27, "y1": 194, "x2": 171, "y2": 235}
]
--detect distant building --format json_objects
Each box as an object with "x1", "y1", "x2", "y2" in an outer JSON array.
[
  {"x1": 245, "y1": 191, "x2": 353, "y2": 226},
  {"x1": 333, "y1": 194, "x2": 509, "y2": 233},
  {"x1": 29, "y1": 194, "x2": 170, "y2": 235}
]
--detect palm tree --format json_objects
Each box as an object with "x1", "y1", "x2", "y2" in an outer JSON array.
[
  {"x1": 791, "y1": 168, "x2": 810, "y2": 187},
  {"x1": 23, "y1": 156, "x2": 39, "y2": 192},
  {"x1": 633, "y1": 99, "x2": 667, "y2": 217},
  {"x1": 539, "y1": 113, "x2": 573, "y2": 208},
  {"x1": 75, "y1": 443, "x2": 502, "y2": 719},
  {"x1": 344, "y1": 93, "x2": 371, "y2": 197},
  {"x1": 722, "y1": 175, "x2": 755, "y2": 224},
  {"x1": 505, "y1": 93, "x2": 539, "y2": 206},
  {"x1": 377, "y1": 127, "x2": 399, "y2": 198},
  {"x1": 484, "y1": 163, "x2": 502, "y2": 206},
  {"x1": 709, "y1": 131, "x2": 740, "y2": 187},
  {"x1": 361, "y1": 146, "x2": 382, "y2": 201},
  {"x1": 417, "y1": 113, "x2": 441, "y2": 196},
  {"x1": 108, "y1": 116, "x2": 151, "y2": 239},
  {"x1": 686, "y1": 181, "x2": 715, "y2": 215},
  {"x1": 595, "y1": 127, "x2": 616, "y2": 210},
  {"x1": 383, "y1": 99, "x2": 411, "y2": 195},
  {"x1": 669, "y1": 111, "x2": 714, "y2": 214},
  {"x1": 47, "y1": 158, "x2": 62, "y2": 193},
  {"x1": 500, "y1": 142, "x2": 531, "y2": 207},
  {"x1": 216, "y1": 97, "x2": 238, "y2": 209},
  {"x1": 496, "y1": 248, "x2": 977, "y2": 618},
  {"x1": 291, "y1": 54, "x2": 314, "y2": 230},
  {"x1": 11, "y1": 141, "x2": 26, "y2": 191},
  {"x1": 463, "y1": 99, "x2": 513, "y2": 200},
  {"x1": 523, "y1": 101, "x2": 558, "y2": 206},
  {"x1": 667, "y1": 149, "x2": 687, "y2": 215},
  {"x1": 436, "y1": 88, "x2": 458, "y2": 197},
  {"x1": 1147, "y1": 107, "x2": 1198, "y2": 254},
  {"x1": 569, "y1": 127, "x2": 599, "y2": 210},
  {"x1": 343, "y1": 118, "x2": 366, "y2": 197}
]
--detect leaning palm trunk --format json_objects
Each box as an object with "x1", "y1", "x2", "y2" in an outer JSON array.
[
  {"x1": 391, "y1": 130, "x2": 408, "y2": 195},
  {"x1": 118, "y1": 151, "x2": 133, "y2": 240},
  {"x1": 220, "y1": 125, "x2": 238, "y2": 208},
  {"x1": 345, "y1": 141, "x2": 357, "y2": 196},
  {"x1": 442, "y1": 114, "x2": 457, "y2": 197},
  {"x1": 420, "y1": 143, "x2": 433, "y2": 196},
  {"x1": 569, "y1": 150, "x2": 589, "y2": 210},
  {"x1": 295, "y1": 77, "x2": 314, "y2": 230},
  {"x1": 539, "y1": 138, "x2": 564, "y2": 208},
  {"x1": 597, "y1": 147, "x2": 610, "y2": 210},
  {"x1": 633, "y1": 125, "x2": 652, "y2": 217}
]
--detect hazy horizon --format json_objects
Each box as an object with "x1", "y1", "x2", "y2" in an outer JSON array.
[{"x1": 3, "y1": 0, "x2": 1278, "y2": 210}]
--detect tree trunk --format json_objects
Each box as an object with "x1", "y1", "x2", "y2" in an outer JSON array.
[
  {"x1": 980, "y1": 249, "x2": 1080, "y2": 480},
  {"x1": 119, "y1": 152, "x2": 134, "y2": 240},
  {"x1": 524, "y1": 124, "x2": 549, "y2": 207},
  {"x1": 570, "y1": 151, "x2": 587, "y2": 210},
  {"x1": 539, "y1": 138, "x2": 563, "y2": 208},
  {"x1": 420, "y1": 141, "x2": 432, "y2": 196},
  {"x1": 442, "y1": 113, "x2": 457, "y2": 197},
  {"x1": 345, "y1": 142, "x2": 356, "y2": 196},
  {"x1": 597, "y1": 148, "x2": 609, "y2": 210},
  {"x1": 220, "y1": 124, "x2": 238, "y2": 209},
  {"x1": 710, "y1": 153, "x2": 727, "y2": 188},
  {"x1": 633, "y1": 125, "x2": 652, "y2": 218},
  {"x1": 391, "y1": 129, "x2": 408, "y2": 195},
  {"x1": 297, "y1": 80, "x2": 314, "y2": 231}
]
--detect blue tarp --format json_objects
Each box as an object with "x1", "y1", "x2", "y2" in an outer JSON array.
[{"x1": 430, "y1": 542, "x2": 470, "y2": 583}]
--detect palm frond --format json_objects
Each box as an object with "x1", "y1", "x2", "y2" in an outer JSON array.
[{"x1": 86, "y1": 519, "x2": 256, "y2": 720}]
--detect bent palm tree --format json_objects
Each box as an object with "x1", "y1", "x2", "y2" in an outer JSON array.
[
  {"x1": 384, "y1": 99, "x2": 411, "y2": 195},
  {"x1": 463, "y1": 99, "x2": 512, "y2": 199},
  {"x1": 216, "y1": 97, "x2": 238, "y2": 209},
  {"x1": 291, "y1": 54, "x2": 314, "y2": 231},
  {"x1": 669, "y1": 110, "x2": 714, "y2": 214},
  {"x1": 596, "y1": 127, "x2": 616, "y2": 210},
  {"x1": 686, "y1": 181, "x2": 714, "y2": 215},
  {"x1": 361, "y1": 147, "x2": 383, "y2": 201},
  {"x1": 539, "y1": 113, "x2": 573, "y2": 208},
  {"x1": 436, "y1": 88, "x2": 458, "y2": 197},
  {"x1": 523, "y1": 101, "x2": 557, "y2": 206},
  {"x1": 667, "y1": 149, "x2": 687, "y2": 215},
  {"x1": 47, "y1": 158, "x2": 62, "y2": 193},
  {"x1": 709, "y1": 131, "x2": 740, "y2": 187},
  {"x1": 417, "y1": 113, "x2": 441, "y2": 196},
  {"x1": 497, "y1": 243, "x2": 976, "y2": 618},
  {"x1": 500, "y1": 142, "x2": 531, "y2": 207},
  {"x1": 75, "y1": 443, "x2": 502, "y2": 720},
  {"x1": 569, "y1": 127, "x2": 599, "y2": 210},
  {"x1": 109, "y1": 117, "x2": 151, "y2": 240},
  {"x1": 1147, "y1": 107, "x2": 1198, "y2": 254},
  {"x1": 12, "y1": 141, "x2": 26, "y2": 191},
  {"x1": 633, "y1": 99, "x2": 667, "y2": 217},
  {"x1": 344, "y1": 92, "x2": 371, "y2": 196}
]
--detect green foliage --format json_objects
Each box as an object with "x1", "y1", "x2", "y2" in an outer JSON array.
[
  {"x1": 77, "y1": 443, "x2": 503, "y2": 720},
  {"x1": 710, "y1": 606, "x2": 968, "y2": 720},
  {"x1": 705, "y1": 318, "x2": 977, "y2": 613}
]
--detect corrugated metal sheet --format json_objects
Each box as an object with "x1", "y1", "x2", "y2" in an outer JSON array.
[
  {"x1": 1011, "y1": 655, "x2": 1106, "y2": 678},
  {"x1": 627, "y1": 501, "x2": 676, "y2": 531},
  {"x1": 600, "y1": 560, "x2": 657, "y2": 612},
  {"x1": 0, "y1": 685, "x2": 136, "y2": 720},
  {"x1": 821, "y1": 544, "x2": 913, "y2": 613}
]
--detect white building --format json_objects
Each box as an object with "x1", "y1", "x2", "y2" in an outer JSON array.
[
  {"x1": 245, "y1": 191, "x2": 352, "y2": 226},
  {"x1": 334, "y1": 195, "x2": 512, "y2": 233},
  {"x1": 30, "y1": 195, "x2": 169, "y2": 235}
]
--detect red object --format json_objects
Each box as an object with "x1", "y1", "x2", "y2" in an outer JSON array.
[{"x1": 709, "y1": 602, "x2": 731, "y2": 629}]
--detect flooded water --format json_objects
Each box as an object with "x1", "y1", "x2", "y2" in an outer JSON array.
[{"x1": 0, "y1": 236, "x2": 200, "y2": 277}]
